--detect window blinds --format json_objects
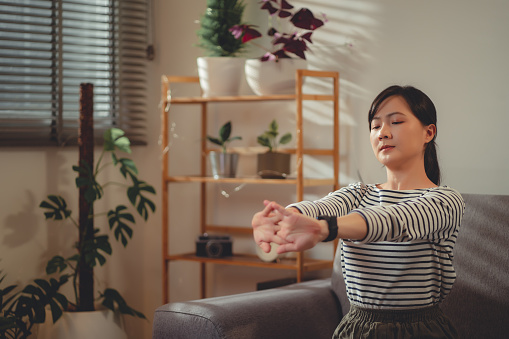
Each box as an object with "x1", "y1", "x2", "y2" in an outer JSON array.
[{"x1": 0, "y1": 0, "x2": 148, "y2": 146}]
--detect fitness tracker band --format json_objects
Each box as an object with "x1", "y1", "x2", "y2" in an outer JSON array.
[{"x1": 317, "y1": 215, "x2": 338, "y2": 242}]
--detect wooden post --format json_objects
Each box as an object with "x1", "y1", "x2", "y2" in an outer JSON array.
[{"x1": 78, "y1": 83, "x2": 95, "y2": 311}]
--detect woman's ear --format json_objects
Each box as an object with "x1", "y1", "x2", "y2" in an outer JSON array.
[{"x1": 425, "y1": 124, "x2": 436, "y2": 143}]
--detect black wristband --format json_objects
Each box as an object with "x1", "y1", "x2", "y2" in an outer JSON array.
[{"x1": 317, "y1": 215, "x2": 338, "y2": 242}]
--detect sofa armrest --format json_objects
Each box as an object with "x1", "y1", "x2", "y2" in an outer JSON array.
[{"x1": 152, "y1": 278, "x2": 342, "y2": 339}]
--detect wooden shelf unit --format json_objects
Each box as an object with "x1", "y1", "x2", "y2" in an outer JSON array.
[{"x1": 161, "y1": 70, "x2": 340, "y2": 303}]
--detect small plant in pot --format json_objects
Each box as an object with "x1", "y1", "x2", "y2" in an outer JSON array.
[
  {"x1": 257, "y1": 119, "x2": 292, "y2": 179},
  {"x1": 229, "y1": 0, "x2": 327, "y2": 95},
  {"x1": 196, "y1": 0, "x2": 248, "y2": 97},
  {"x1": 229, "y1": 0, "x2": 327, "y2": 62},
  {"x1": 207, "y1": 121, "x2": 242, "y2": 178}
]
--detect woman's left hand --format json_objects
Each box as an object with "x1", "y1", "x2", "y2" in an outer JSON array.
[{"x1": 268, "y1": 202, "x2": 328, "y2": 254}]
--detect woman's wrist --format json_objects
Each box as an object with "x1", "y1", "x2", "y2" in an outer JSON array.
[{"x1": 317, "y1": 219, "x2": 330, "y2": 242}]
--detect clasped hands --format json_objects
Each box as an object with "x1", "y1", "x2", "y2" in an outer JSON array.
[{"x1": 251, "y1": 200, "x2": 328, "y2": 255}]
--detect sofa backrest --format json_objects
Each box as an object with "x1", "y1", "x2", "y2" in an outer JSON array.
[
  {"x1": 331, "y1": 193, "x2": 509, "y2": 339},
  {"x1": 442, "y1": 193, "x2": 509, "y2": 338}
]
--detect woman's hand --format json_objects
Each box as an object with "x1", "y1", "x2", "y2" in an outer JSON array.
[
  {"x1": 251, "y1": 200, "x2": 289, "y2": 253},
  {"x1": 269, "y1": 202, "x2": 329, "y2": 254},
  {"x1": 252, "y1": 200, "x2": 328, "y2": 255}
]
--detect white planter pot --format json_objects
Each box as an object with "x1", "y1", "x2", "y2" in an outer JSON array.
[
  {"x1": 34, "y1": 309, "x2": 127, "y2": 339},
  {"x1": 197, "y1": 57, "x2": 245, "y2": 97},
  {"x1": 245, "y1": 58, "x2": 307, "y2": 96}
]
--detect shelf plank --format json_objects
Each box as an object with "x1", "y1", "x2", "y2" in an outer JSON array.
[
  {"x1": 165, "y1": 175, "x2": 336, "y2": 186},
  {"x1": 168, "y1": 94, "x2": 336, "y2": 104},
  {"x1": 301, "y1": 94, "x2": 335, "y2": 101},
  {"x1": 169, "y1": 94, "x2": 295, "y2": 104},
  {"x1": 207, "y1": 147, "x2": 335, "y2": 156},
  {"x1": 205, "y1": 225, "x2": 253, "y2": 235},
  {"x1": 165, "y1": 252, "x2": 333, "y2": 271}
]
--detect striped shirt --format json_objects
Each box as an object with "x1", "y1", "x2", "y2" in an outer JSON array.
[{"x1": 288, "y1": 182, "x2": 465, "y2": 309}]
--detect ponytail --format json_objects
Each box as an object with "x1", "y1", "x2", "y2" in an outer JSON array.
[{"x1": 424, "y1": 140, "x2": 441, "y2": 186}]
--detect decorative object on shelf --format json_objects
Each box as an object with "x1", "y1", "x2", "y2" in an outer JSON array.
[
  {"x1": 196, "y1": 234, "x2": 233, "y2": 258},
  {"x1": 206, "y1": 121, "x2": 242, "y2": 178},
  {"x1": 229, "y1": 0, "x2": 327, "y2": 62},
  {"x1": 255, "y1": 242, "x2": 280, "y2": 262},
  {"x1": 230, "y1": 0, "x2": 326, "y2": 94},
  {"x1": 256, "y1": 119, "x2": 292, "y2": 179},
  {"x1": 196, "y1": 0, "x2": 247, "y2": 97},
  {"x1": 197, "y1": 57, "x2": 246, "y2": 97},
  {"x1": 245, "y1": 58, "x2": 306, "y2": 95}
]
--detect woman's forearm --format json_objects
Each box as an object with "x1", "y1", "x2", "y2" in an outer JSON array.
[{"x1": 337, "y1": 213, "x2": 368, "y2": 241}]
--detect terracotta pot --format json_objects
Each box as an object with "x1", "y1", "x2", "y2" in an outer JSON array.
[
  {"x1": 245, "y1": 58, "x2": 307, "y2": 96},
  {"x1": 197, "y1": 57, "x2": 245, "y2": 97},
  {"x1": 209, "y1": 151, "x2": 239, "y2": 178},
  {"x1": 257, "y1": 152, "x2": 291, "y2": 179}
]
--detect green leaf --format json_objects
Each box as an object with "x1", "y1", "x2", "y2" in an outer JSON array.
[
  {"x1": 107, "y1": 206, "x2": 135, "y2": 247},
  {"x1": 279, "y1": 132, "x2": 292, "y2": 145},
  {"x1": 46, "y1": 256, "x2": 67, "y2": 275},
  {"x1": 127, "y1": 178, "x2": 156, "y2": 220},
  {"x1": 116, "y1": 158, "x2": 138, "y2": 179},
  {"x1": 83, "y1": 234, "x2": 112, "y2": 267},
  {"x1": 14, "y1": 277, "x2": 68, "y2": 326},
  {"x1": 206, "y1": 136, "x2": 223, "y2": 147},
  {"x1": 257, "y1": 136, "x2": 271, "y2": 150},
  {"x1": 269, "y1": 119, "x2": 278, "y2": 133},
  {"x1": 219, "y1": 121, "x2": 232, "y2": 142},
  {"x1": 39, "y1": 195, "x2": 71, "y2": 220},
  {"x1": 100, "y1": 288, "x2": 146, "y2": 319},
  {"x1": 0, "y1": 316, "x2": 19, "y2": 333},
  {"x1": 73, "y1": 160, "x2": 103, "y2": 203},
  {"x1": 266, "y1": 130, "x2": 278, "y2": 138},
  {"x1": 104, "y1": 128, "x2": 131, "y2": 153},
  {"x1": 228, "y1": 136, "x2": 242, "y2": 142}
]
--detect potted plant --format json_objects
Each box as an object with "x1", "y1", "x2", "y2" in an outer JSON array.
[
  {"x1": 34, "y1": 126, "x2": 155, "y2": 338},
  {"x1": 1, "y1": 85, "x2": 154, "y2": 338},
  {"x1": 229, "y1": 0, "x2": 327, "y2": 95},
  {"x1": 0, "y1": 128, "x2": 154, "y2": 339},
  {"x1": 196, "y1": 0, "x2": 248, "y2": 97},
  {"x1": 256, "y1": 119, "x2": 292, "y2": 179},
  {"x1": 207, "y1": 121, "x2": 242, "y2": 178}
]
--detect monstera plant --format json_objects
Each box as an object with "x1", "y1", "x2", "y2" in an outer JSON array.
[
  {"x1": 1, "y1": 127, "x2": 155, "y2": 338},
  {"x1": 39, "y1": 127, "x2": 156, "y2": 317}
]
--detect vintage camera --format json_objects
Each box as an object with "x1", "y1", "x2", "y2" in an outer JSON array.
[{"x1": 195, "y1": 234, "x2": 233, "y2": 258}]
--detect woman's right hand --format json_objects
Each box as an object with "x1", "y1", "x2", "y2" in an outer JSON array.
[{"x1": 251, "y1": 200, "x2": 289, "y2": 253}]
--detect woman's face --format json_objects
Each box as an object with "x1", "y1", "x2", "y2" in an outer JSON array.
[{"x1": 370, "y1": 95, "x2": 435, "y2": 170}]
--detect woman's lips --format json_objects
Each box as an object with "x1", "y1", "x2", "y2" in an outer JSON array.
[{"x1": 380, "y1": 145, "x2": 394, "y2": 151}]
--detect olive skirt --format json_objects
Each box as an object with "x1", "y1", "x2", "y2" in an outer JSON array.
[{"x1": 333, "y1": 304, "x2": 458, "y2": 339}]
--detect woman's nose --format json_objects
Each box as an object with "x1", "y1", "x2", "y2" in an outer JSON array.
[{"x1": 378, "y1": 125, "x2": 391, "y2": 139}]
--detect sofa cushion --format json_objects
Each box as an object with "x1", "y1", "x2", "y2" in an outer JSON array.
[{"x1": 442, "y1": 193, "x2": 509, "y2": 338}]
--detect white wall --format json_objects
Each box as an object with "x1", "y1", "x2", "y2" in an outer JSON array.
[{"x1": 1, "y1": 1, "x2": 508, "y2": 338}]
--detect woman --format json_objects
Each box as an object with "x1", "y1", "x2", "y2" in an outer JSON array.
[{"x1": 252, "y1": 85, "x2": 465, "y2": 338}]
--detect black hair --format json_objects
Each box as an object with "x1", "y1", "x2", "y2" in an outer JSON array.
[{"x1": 368, "y1": 85, "x2": 441, "y2": 185}]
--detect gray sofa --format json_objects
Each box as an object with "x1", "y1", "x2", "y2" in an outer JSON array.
[{"x1": 153, "y1": 194, "x2": 509, "y2": 338}]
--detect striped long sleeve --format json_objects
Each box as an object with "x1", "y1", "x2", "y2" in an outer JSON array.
[{"x1": 289, "y1": 183, "x2": 465, "y2": 309}]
